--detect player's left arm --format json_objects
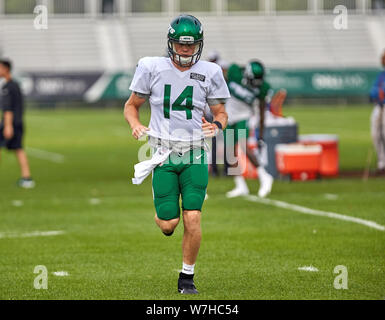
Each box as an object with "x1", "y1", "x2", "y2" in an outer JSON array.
[
  {"x1": 257, "y1": 83, "x2": 273, "y2": 146},
  {"x1": 210, "y1": 102, "x2": 228, "y2": 129},
  {"x1": 258, "y1": 99, "x2": 265, "y2": 142},
  {"x1": 202, "y1": 103, "x2": 228, "y2": 138},
  {"x1": 203, "y1": 64, "x2": 230, "y2": 137}
]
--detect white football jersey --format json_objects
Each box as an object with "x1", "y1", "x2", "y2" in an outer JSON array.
[{"x1": 129, "y1": 57, "x2": 230, "y2": 142}]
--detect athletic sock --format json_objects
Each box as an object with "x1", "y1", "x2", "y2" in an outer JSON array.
[
  {"x1": 234, "y1": 176, "x2": 248, "y2": 191},
  {"x1": 257, "y1": 166, "x2": 269, "y2": 179},
  {"x1": 182, "y1": 262, "x2": 195, "y2": 276}
]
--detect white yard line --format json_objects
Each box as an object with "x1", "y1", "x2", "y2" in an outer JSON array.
[
  {"x1": 298, "y1": 266, "x2": 319, "y2": 272},
  {"x1": 244, "y1": 195, "x2": 385, "y2": 232},
  {"x1": 12, "y1": 200, "x2": 24, "y2": 207},
  {"x1": 26, "y1": 147, "x2": 65, "y2": 163},
  {"x1": 0, "y1": 230, "x2": 65, "y2": 239},
  {"x1": 323, "y1": 193, "x2": 338, "y2": 200},
  {"x1": 89, "y1": 198, "x2": 101, "y2": 205},
  {"x1": 52, "y1": 271, "x2": 69, "y2": 277}
]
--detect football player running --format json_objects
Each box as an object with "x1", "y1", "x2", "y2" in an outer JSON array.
[
  {"x1": 124, "y1": 15, "x2": 229, "y2": 294},
  {"x1": 225, "y1": 60, "x2": 274, "y2": 198}
]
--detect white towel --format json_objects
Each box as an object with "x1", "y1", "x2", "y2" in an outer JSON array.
[{"x1": 132, "y1": 146, "x2": 172, "y2": 185}]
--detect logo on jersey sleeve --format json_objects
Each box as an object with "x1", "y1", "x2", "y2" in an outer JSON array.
[{"x1": 190, "y1": 73, "x2": 206, "y2": 82}]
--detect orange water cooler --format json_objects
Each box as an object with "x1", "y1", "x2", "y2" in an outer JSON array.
[
  {"x1": 275, "y1": 144, "x2": 322, "y2": 180},
  {"x1": 298, "y1": 134, "x2": 339, "y2": 177}
]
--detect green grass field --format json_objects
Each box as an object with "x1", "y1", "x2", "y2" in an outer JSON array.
[{"x1": 0, "y1": 104, "x2": 384, "y2": 300}]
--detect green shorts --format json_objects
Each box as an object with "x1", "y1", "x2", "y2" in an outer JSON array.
[
  {"x1": 152, "y1": 148, "x2": 208, "y2": 221},
  {"x1": 224, "y1": 120, "x2": 249, "y2": 146}
]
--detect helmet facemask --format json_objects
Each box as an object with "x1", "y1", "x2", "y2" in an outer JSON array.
[
  {"x1": 242, "y1": 61, "x2": 265, "y2": 88},
  {"x1": 242, "y1": 75, "x2": 263, "y2": 88},
  {"x1": 168, "y1": 37, "x2": 203, "y2": 67}
]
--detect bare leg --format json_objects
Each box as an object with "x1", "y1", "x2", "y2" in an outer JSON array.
[
  {"x1": 177, "y1": 210, "x2": 201, "y2": 294},
  {"x1": 245, "y1": 144, "x2": 260, "y2": 168},
  {"x1": 15, "y1": 149, "x2": 31, "y2": 178},
  {"x1": 229, "y1": 138, "x2": 260, "y2": 171},
  {"x1": 182, "y1": 210, "x2": 201, "y2": 265},
  {"x1": 242, "y1": 140, "x2": 273, "y2": 198},
  {"x1": 154, "y1": 214, "x2": 180, "y2": 234},
  {"x1": 226, "y1": 141, "x2": 250, "y2": 197}
]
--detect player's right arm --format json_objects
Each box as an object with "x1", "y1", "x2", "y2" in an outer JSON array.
[
  {"x1": 2, "y1": 85, "x2": 14, "y2": 139},
  {"x1": 124, "y1": 92, "x2": 149, "y2": 140},
  {"x1": 3, "y1": 111, "x2": 14, "y2": 139},
  {"x1": 370, "y1": 72, "x2": 385, "y2": 104},
  {"x1": 125, "y1": 58, "x2": 153, "y2": 140},
  {"x1": 370, "y1": 73, "x2": 385, "y2": 107}
]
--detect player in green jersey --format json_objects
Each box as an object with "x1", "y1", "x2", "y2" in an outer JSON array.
[{"x1": 225, "y1": 60, "x2": 274, "y2": 198}]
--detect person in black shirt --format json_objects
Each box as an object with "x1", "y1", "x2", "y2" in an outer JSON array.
[{"x1": 0, "y1": 59, "x2": 35, "y2": 188}]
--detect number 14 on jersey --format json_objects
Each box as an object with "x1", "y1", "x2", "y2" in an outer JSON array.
[{"x1": 163, "y1": 84, "x2": 194, "y2": 120}]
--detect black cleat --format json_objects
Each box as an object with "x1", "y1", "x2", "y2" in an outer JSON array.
[
  {"x1": 163, "y1": 230, "x2": 174, "y2": 236},
  {"x1": 178, "y1": 273, "x2": 198, "y2": 294}
]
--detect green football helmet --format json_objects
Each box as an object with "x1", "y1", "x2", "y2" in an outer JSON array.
[
  {"x1": 242, "y1": 60, "x2": 265, "y2": 88},
  {"x1": 167, "y1": 14, "x2": 204, "y2": 67}
]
